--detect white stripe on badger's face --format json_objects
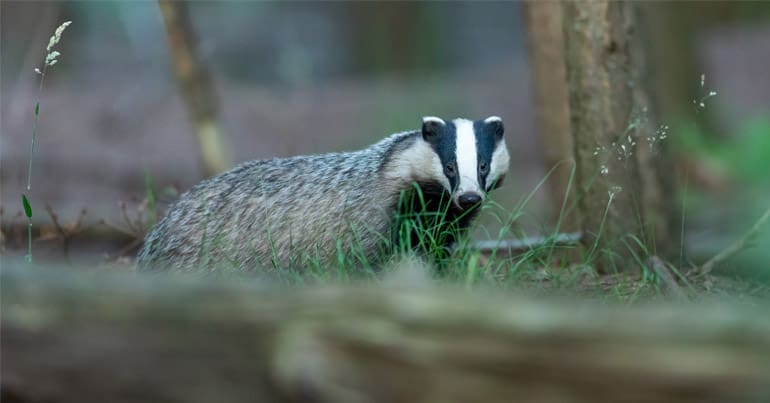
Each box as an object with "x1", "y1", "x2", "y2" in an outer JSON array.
[
  {"x1": 453, "y1": 119, "x2": 483, "y2": 198},
  {"x1": 488, "y1": 142, "x2": 510, "y2": 190}
]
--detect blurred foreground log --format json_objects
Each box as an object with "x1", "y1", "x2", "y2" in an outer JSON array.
[{"x1": 3, "y1": 267, "x2": 770, "y2": 403}]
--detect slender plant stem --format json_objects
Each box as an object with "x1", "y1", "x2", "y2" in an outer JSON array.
[
  {"x1": 679, "y1": 167, "x2": 689, "y2": 271},
  {"x1": 27, "y1": 68, "x2": 48, "y2": 191},
  {"x1": 23, "y1": 20, "x2": 71, "y2": 264},
  {"x1": 26, "y1": 220, "x2": 33, "y2": 263},
  {"x1": 24, "y1": 63, "x2": 49, "y2": 263},
  {"x1": 587, "y1": 191, "x2": 616, "y2": 263}
]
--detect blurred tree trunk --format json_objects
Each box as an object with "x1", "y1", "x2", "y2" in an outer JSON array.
[
  {"x1": 630, "y1": 4, "x2": 679, "y2": 259},
  {"x1": 345, "y1": 2, "x2": 439, "y2": 76},
  {"x1": 636, "y1": 2, "x2": 705, "y2": 136},
  {"x1": 563, "y1": 1, "x2": 675, "y2": 272},
  {"x1": 522, "y1": 0, "x2": 580, "y2": 236},
  {"x1": 157, "y1": 0, "x2": 232, "y2": 178},
  {"x1": 637, "y1": 1, "x2": 765, "y2": 142}
]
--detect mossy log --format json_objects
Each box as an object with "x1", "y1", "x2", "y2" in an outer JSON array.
[{"x1": 2, "y1": 267, "x2": 770, "y2": 403}]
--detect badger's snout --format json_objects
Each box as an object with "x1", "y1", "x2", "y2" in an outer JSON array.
[{"x1": 456, "y1": 192, "x2": 483, "y2": 211}]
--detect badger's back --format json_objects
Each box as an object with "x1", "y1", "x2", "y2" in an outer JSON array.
[{"x1": 137, "y1": 132, "x2": 419, "y2": 272}]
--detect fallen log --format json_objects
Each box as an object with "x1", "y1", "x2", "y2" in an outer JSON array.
[{"x1": 2, "y1": 266, "x2": 769, "y2": 403}]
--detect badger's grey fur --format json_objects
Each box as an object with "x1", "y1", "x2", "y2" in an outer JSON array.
[{"x1": 137, "y1": 116, "x2": 510, "y2": 272}]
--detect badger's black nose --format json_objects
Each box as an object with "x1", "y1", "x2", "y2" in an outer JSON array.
[{"x1": 457, "y1": 193, "x2": 482, "y2": 210}]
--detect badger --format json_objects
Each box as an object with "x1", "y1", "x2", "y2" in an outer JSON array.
[{"x1": 136, "y1": 116, "x2": 510, "y2": 273}]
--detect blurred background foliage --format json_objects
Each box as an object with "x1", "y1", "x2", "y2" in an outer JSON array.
[
  {"x1": 1, "y1": 1, "x2": 769, "y2": 280},
  {"x1": 2, "y1": 2, "x2": 526, "y2": 86}
]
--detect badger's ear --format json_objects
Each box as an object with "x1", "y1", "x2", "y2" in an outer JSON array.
[
  {"x1": 484, "y1": 116, "x2": 504, "y2": 140},
  {"x1": 422, "y1": 116, "x2": 445, "y2": 141}
]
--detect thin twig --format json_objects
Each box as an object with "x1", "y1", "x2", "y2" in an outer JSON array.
[
  {"x1": 472, "y1": 232, "x2": 583, "y2": 255},
  {"x1": 698, "y1": 205, "x2": 770, "y2": 276},
  {"x1": 44, "y1": 203, "x2": 66, "y2": 236},
  {"x1": 109, "y1": 238, "x2": 145, "y2": 262}
]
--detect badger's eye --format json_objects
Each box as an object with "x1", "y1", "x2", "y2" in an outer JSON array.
[
  {"x1": 445, "y1": 163, "x2": 456, "y2": 177},
  {"x1": 479, "y1": 162, "x2": 489, "y2": 174}
]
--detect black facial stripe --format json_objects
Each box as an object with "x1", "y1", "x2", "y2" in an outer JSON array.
[
  {"x1": 473, "y1": 120, "x2": 499, "y2": 191},
  {"x1": 423, "y1": 120, "x2": 458, "y2": 191}
]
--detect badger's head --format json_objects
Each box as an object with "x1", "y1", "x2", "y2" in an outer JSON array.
[{"x1": 419, "y1": 116, "x2": 510, "y2": 211}]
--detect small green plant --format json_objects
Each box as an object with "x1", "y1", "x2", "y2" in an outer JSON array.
[
  {"x1": 391, "y1": 182, "x2": 479, "y2": 270},
  {"x1": 22, "y1": 20, "x2": 72, "y2": 263}
]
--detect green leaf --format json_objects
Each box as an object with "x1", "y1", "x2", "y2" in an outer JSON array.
[
  {"x1": 22, "y1": 194, "x2": 32, "y2": 218},
  {"x1": 35, "y1": 102, "x2": 39, "y2": 115}
]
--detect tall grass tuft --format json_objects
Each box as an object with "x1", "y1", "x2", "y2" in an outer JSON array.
[{"x1": 22, "y1": 21, "x2": 72, "y2": 263}]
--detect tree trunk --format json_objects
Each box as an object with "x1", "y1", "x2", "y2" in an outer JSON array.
[
  {"x1": 522, "y1": 0, "x2": 580, "y2": 236},
  {"x1": 628, "y1": 3, "x2": 679, "y2": 259},
  {"x1": 563, "y1": 1, "x2": 654, "y2": 272},
  {"x1": 346, "y1": 2, "x2": 438, "y2": 76},
  {"x1": 3, "y1": 267, "x2": 770, "y2": 403},
  {"x1": 157, "y1": 0, "x2": 232, "y2": 178},
  {"x1": 637, "y1": 1, "x2": 749, "y2": 143}
]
